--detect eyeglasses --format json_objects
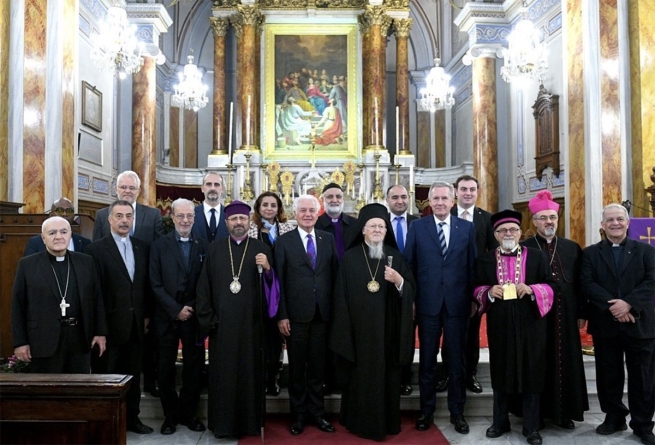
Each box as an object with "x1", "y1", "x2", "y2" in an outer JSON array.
[
  {"x1": 496, "y1": 227, "x2": 521, "y2": 235},
  {"x1": 534, "y1": 215, "x2": 558, "y2": 222},
  {"x1": 117, "y1": 185, "x2": 139, "y2": 191},
  {"x1": 365, "y1": 224, "x2": 387, "y2": 231},
  {"x1": 174, "y1": 214, "x2": 195, "y2": 220},
  {"x1": 53, "y1": 207, "x2": 74, "y2": 215}
]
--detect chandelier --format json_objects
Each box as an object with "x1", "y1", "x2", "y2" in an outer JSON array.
[
  {"x1": 419, "y1": 58, "x2": 455, "y2": 112},
  {"x1": 91, "y1": 5, "x2": 143, "y2": 80},
  {"x1": 171, "y1": 52, "x2": 209, "y2": 112},
  {"x1": 500, "y1": 1, "x2": 548, "y2": 85}
]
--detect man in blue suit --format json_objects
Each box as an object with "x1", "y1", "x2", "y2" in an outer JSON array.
[
  {"x1": 191, "y1": 171, "x2": 228, "y2": 243},
  {"x1": 404, "y1": 181, "x2": 477, "y2": 435},
  {"x1": 23, "y1": 197, "x2": 91, "y2": 256}
]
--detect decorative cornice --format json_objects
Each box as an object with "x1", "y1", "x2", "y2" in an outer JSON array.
[
  {"x1": 392, "y1": 18, "x2": 412, "y2": 38},
  {"x1": 125, "y1": 3, "x2": 173, "y2": 34},
  {"x1": 453, "y1": 2, "x2": 507, "y2": 33},
  {"x1": 383, "y1": 0, "x2": 409, "y2": 10}
]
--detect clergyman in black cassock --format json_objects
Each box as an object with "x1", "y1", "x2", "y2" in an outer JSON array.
[
  {"x1": 329, "y1": 204, "x2": 415, "y2": 441},
  {"x1": 521, "y1": 190, "x2": 588, "y2": 428},
  {"x1": 196, "y1": 201, "x2": 275, "y2": 438}
]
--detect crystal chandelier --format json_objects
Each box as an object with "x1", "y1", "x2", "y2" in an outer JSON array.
[
  {"x1": 171, "y1": 52, "x2": 209, "y2": 112},
  {"x1": 419, "y1": 58, "x2": 455, "y2": 112},
  {"x1": 91, "y1": 5, "x2": 143, "y2": 80},
  {"x1": 500, "y1": 1, "x2": 548, "y2": 85}
]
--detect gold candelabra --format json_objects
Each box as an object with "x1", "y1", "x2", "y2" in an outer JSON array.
[
  {"x1": 394, "y1": 164, "x2": 401, "y2": 185},
  {"x1": 240, "y1": 151, "x2": 255, "y2": 202},
  {"x1": 356, "y1": 163, "x2": 366, "y2": 211},
  {"x1": 260, "y1": 163, "x2": 268, "y2": 192},
  {"x1": 225, "y1": 164, "x2": 235, "y2": 205},
  {"x1": 372, "y1": 150, "x2": 384, "y2": 201}
]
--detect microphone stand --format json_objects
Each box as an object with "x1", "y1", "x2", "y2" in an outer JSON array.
[{"x1": 257, "y1": 264, "x2": 265, "y2": 445}]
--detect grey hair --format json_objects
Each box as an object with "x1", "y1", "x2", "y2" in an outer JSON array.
[
  {"x1": 428, "y1": 181, "x2": 455, "y2": 199},
  {"x1": 42, "y1": 216, "x2": 71, "y2": 234},
  {"x1": 602, "y1": 203, "x2": 629, "y2": 221},
  {"x1": 172, "y1": 198, "x2": 195, "y2": 215},
  {"x1": 116, "y1": 170, "x2": 141, "y2": 189},
  {"x1": 293, "y1": 194, "x2": 320, "y2": 212}
]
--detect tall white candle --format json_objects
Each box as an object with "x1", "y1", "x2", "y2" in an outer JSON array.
[
  {"x1": 409, "y1": 165, "x2": 414, "y2": 190},
  {"x1": 246, "y1": 95, "x2": 251, "y2": 146},
  {"x1": 374, "y1": 97, "x2": 379, "y2": 147},
  {"x1": 228, "y1": 102, "x2": 234, "y2": 160},
  {"x1": 240, "y1": 165, "x2": 245, "y2": 188},
  {"x1": 396, "y1": 106, "x2": 399, "y2": 153}
]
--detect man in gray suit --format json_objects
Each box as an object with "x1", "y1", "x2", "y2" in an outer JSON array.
[{"x1": 92, "y1": 170, "x2": 164, "y2": 246}]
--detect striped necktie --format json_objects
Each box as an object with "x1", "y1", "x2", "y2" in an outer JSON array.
[{"x1": 438, "y1": 222, "x2": 447, "y2": 256}]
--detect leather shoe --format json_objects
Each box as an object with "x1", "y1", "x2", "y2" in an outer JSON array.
[
  {"x1": 415, "y1": 414, "x2": 434, "y2": 431},
  {"x1": 290, "y1": 420, "x2": 304, "y2": 436},
  {"x1": 636, "y1": 431, "x2": 655, "y2": 444},
  {"x1": 144, "y1": 382, "x2": 160, "y2": 398},
  {"x1": 467, "y1": 375, "x2": 483, "y2": 393},
  {"x1": 435, "y1": 376, "x2": 449, "y2": 392},
  {"x1": 160, "y1": 418, "x2": 177, "y2": 435},
  {"x1": 556, "y1": 419, "x2": 575, "y2": 429},
  {"x1": 179, "y1": 417, "x2": 206, "y2": 432},
  {"x1": 400, "y1": 384, "x2": 413, "y2": 396},
  {"x1": 596, "y1": 420, "x2": 627, "y2": 435},
  {"x1": 266, "y1": 382, "x2": 281, "y2": 396},
  {"x1": 312, "y1": 416, "x2": 335, "y2": 433},
  {"x1": 522, "y1": 429, "x2": 542, "y2": 445},
  {"x1": 450, "y1": 413, "x2": 469, "y2": 434},
  {"x1": 486, "y1": 423, "x2": 511, "y2": 438},
  {"x1": 127, "y1": 418, "x2": 154, "y2": 434}
]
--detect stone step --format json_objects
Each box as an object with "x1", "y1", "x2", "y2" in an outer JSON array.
[{"x1": 140, "y1": 349, "x2": 605, "y2": 421}]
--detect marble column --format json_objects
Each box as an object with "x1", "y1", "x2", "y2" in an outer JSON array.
[
  {"x1": 132, "y1": 57, "x2": 157, "y2": 206},
  {"x1": 566, "y1": 0, "x2": 586, "y2": 244},
  {"x1": 0, "y1": 0, "x2": 8, "y2": 201},
  {"x1": 393, "y1": 18, "x2": 412, "y2": 155},
  {"x1": 209, "y1": 17, "x2": 229, "y2": 155},
  {"x1": 360, "y1": 23, "x2": 370, "y2": 147},
  {"x1": 234, "y1": 5, "x2": 263, "y2": 151},
  {"x1": 472, "y1": 55, "x2": 498, "y2": 213},
  {"x1": 629, "y1": 0, "x2": 655, "y2": 216},
  {"x1": 361, "y1": 6, "x2": 391, "y2": 151},
  {"x1": 60, "y1": 0, "x2": 76, "y2": 201}
]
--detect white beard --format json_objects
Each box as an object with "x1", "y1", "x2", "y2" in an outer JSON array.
[
  {"x1": 325, "y1": 202, "x2": 344, "y2": 218},
  {"x1": 367, "y1": 242, "x2": 385, "y2": 259},
  {"x1": 542, "y1": 227, "x2": 556, "y2": 238},
  {"x1": 501, "y1": 239, "x2": 517, "y2": 251}
]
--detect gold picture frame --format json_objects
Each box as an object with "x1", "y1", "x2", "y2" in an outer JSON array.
[
  {"x1": 81, "y1": 81, "x2": 103, "y2": 132},
  {"x1": 263, "y1": 24, "x2": 358, "y2": 161}
]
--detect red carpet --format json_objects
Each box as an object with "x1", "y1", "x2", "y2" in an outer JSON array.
[{"x1": 238, "y1": 414, "x2": 450, "y2": 444}]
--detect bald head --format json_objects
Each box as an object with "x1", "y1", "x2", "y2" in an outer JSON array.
[
  {"x1": 41, "y1": 216, "x2": 72, "y2": 257},
  {"x1": 50, "y1": 197, "x2": 75, "y2": 223}
]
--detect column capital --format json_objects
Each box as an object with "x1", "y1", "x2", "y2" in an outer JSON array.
[
  {"x1": 209, "y1": 17, "x2": 230, "y2": 38},
  {"x1": 125, "y1": 3, "x2": 173, "y2": 59},
  {"x1": 462, "y1": 44, "x2": 504, "y2": 65},
  {"x1": 392, "y1": 18, "x2": 412, "y2": 38},
  {"x1": 237, "y1": 5, "x2": 264, "y2": 27},
  {"x1": 360, "y1": 5, "x2": 393, "y2": 36}
]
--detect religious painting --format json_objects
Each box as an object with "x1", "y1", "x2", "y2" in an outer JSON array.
[
  {"x1": 264, "y1": 24, "x2": 359, "y2": 161},
  {"x1": 81, "y1": 81, "x2": 102, "y2": 132}
]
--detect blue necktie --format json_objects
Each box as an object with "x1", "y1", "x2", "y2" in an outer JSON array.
[
  {"x1": 394, "y1": 216, "x2": 405, "y2": 253},
  {"x1": 209, "y1": 208, "x2": 217, "y2": 241},
  {"x1": 306, "y1": 234, "x2": 316, "y2": 269},
  {"x1": 438, "y1": 222, "x2": 447, "y2": 256}
]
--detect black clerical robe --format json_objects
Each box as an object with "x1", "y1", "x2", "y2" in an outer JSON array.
[
  {"x1": 521, "y1": 235, "x2": 589, "y2": 422},
  {"x1": 329, "y1": 244, "x2": 415, "y2": 441},
  {"x1": 474, "y1": 247, "x2": 555, "y2": 394},
  {"x1": 196, "y1": 237, "x2": 272, "y2": 437}
]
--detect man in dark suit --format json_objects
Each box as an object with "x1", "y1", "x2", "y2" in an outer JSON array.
[
  {"x1": 12, "y1": 216, "x2": 106, "y2": 373},
  {"x1": 275, "y1": 194, "x2": 339, "y2": 436},
  {"x1": 191, "y1": 171, "x2": 228, "y2": 243},
  {"x1": 386, "y1": 184, "x2": 419, "y2": 395},
  {"x1": 150, "y1": 198, "x2": 207, "y2": 435},
  {"x1": 92, "y1": 170, "x2": 164, "y2": 398},
  {"x1": 24, "y1": 197, "x2": 91, "y2": 256},
  {"x1": 581, "y1": 203, "x2": 655, "y2": 445},
  {"x1": 86, "y1": 200, "x2": 154, "y2": 434},
  {"x1": 315, "y1": 182, "x2": 356, "y2": 261},
  {"x1": 92, "y1": 170, "x2": 165, "y2": 246},
  {"x1": 438, "y1": 175, "x2": 497, "y2": 394},
  {"x1": 404, "y1": 181, "x2": 477, "y2": 435}
]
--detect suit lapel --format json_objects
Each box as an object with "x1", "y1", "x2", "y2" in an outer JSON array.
[
  {"x1": 598, "y1": 242, "x2": 617, "y2": 278},
  {"x1": 134, "y1": 203, "x2": 145, "y2": 237},
  {"x1": 619, "y1": 239, "x2": 637, "y2": 275},
  {"x1": 106, "y1": 237, "x2": 131, "y2": 280},
  {"x1": 40, "y1": 253, "x2": 63, "y2": 304},
  {"x1": 425, "y1": 216, "x2": 443, "y2": 254}
]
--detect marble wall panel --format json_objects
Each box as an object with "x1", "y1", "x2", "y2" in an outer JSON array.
[
  {"x1": 416, "y1": 111, "x2": 430, "y2": 169},
  {"x1": 61, "y1": 0, "x2": 76, "y2": 200},
  {"x1": 434, "y1": 110, "x2": 445, "y2": 168},
  {"x1": 0, "y1": 1, "x2": 8, "y2": 200},
  {"x1": 184, "y1": 109, "x2": 198, "y2": 168},
  {"x1": 22, "y1": 0, "x2": 47, "y2": 213},
  {"x1": 169, "y1": 108, "x2": 179, "y2": 168},
  {"x1": 132, "y1": 57, "x2": 157, "y2": 206}
]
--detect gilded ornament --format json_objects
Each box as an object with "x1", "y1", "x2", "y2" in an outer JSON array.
[
  {"x1": 392, "y1": 18, "x2": 412, "y2": 38},
  {"x1": 210, "y1": 17, "x2": 230, "y2": 38}
]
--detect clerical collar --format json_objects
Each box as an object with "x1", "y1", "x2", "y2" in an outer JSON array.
[
  {"x1": 47, "y1": 251, "x2": 68, "y2": 262},
  {"x1": 534, "y1": 233, "x2": 556, "y2": 244},
  {"x1": 605, "y1": 237, "x2": 627, "y2": 248},
  {"x1": 500, "y1": 245, "x2": 520, "y2": 256},
  {"x1": 230, "y1": 235, "x2": 247, "y2": 245},
  {"x1": 111, "y1": 232, "x2": 129, "y2": 243},
  {"x1": 175, "y1": 232, "x2": 192, "y2": 242},
  {"x1": 327, "y1": 213, "x2": 342, "y2": 224}
]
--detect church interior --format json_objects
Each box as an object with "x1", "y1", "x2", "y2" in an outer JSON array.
[{"x1": 1, "y1": 0, "x2": 655, "y2": 441}]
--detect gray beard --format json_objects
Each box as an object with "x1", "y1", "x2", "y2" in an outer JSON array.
[
  {"x1": 542, "y1": 227, "x2": 556, "y2": 238},
  {"x1": 367, "y1": 242, "x2": 385, "y2": 259},
  {"x1": 325, "y1": 203, "x2": 344, "y2": 218},
  {"x1": 501, "y1": 239, "x2": 517, "y2": 251}
]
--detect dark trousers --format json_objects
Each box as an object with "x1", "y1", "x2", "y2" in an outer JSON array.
[
  {"x1": 493, "y1": 391, "x2": 540, "y2": 431},
  {"x1": 594, "y1": 332, "x2": 655, "y2": 435},
  {"x1": 157, "y1": 320, "x2": 205, "y2": 421},
  {"x1": 93, "y1": 325, "x2": 143, "y2": 424},
  {"x1": 401, "y1": 322, "x2": 417, "y2": 385},
  {"x1": 287, "y1": 312, "x2": 326, "y2": 420},
  {"x1": 265, "y1": 317, "x2": 284, "y2": 386},
  {"x1": 417, "y1": 311, "x2": 467, "y2": 415},
  {"x1": 440, "y1": 312, "x2": 481, "y2": 377},
  {"x1": 142, "y1": 329, "x2": 158, "y2": 390},
  {"x1": 30, "y1": 325, "x2": 90, "y2": 374}
]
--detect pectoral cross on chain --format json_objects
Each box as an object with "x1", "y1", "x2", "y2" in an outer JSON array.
[{"x1": 60, "y1": 299, "x2": 70, "y2": 316}]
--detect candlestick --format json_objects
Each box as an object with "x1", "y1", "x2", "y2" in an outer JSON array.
[
  {"x1": 409, "y1": 165, "x2": 414, "y2": 191},
  {"x1": 228, "y1": 102, "x2": 234, "y2": 161}
]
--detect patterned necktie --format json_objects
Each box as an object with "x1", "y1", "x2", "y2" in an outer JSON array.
[
  {"x1": 438, "y1": 222, "x2": 447, "y2": 256},
  {"x1": 209, "y1": 208, "x2": 217, "y2": 241},
  {"x1": 394, "y1": 216, "x2": 405, "y2": 253},
  {"x1": 306, "y1": 234, "x2": 317, "y2": 269},
  {"x1": 462, "y1": 210, "x2": 470, "y2": 221}
]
